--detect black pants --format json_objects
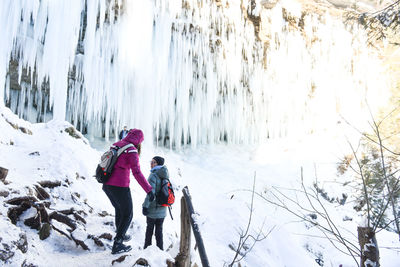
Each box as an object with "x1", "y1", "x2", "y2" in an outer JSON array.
[
  {"x1": 103, "y1": 185, "x2": 133, "y2": 240},
  {"x1": 144, "y1": 217, "x2": 164, "y2": 250}
]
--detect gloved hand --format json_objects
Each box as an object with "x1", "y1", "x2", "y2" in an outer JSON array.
[
  {"x1": 142, "y1": 207, "x2": 149, "y2": 216},
  {"x1": 147, "y1": 191, "x2": 155, "y2": 202}
]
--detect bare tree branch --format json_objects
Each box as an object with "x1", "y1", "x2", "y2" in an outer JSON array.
[
  {"x1": 228, "y1": 172, "x2": 273, "y2": 267},
  {"x1": 348, "y1": 140, "x2": 372, "y2": 227},
  {"x1": 340, "y1": 115, "x2": 400, "y2": 156},
  {"x1": 368, "y1": 107, "x2": 400, "y2": 238},
  {"x1": 239, "y1": 185, "x2": 362, "y2": 264}
]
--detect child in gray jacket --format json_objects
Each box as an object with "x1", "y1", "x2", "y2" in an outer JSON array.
[{"x1": 142, "y1": 156, "x2": 168, "y2": 250}]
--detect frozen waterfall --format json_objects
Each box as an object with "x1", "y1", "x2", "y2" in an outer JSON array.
[{"x1": 0, "y1": 0, "x2": 390, "y2": 148}]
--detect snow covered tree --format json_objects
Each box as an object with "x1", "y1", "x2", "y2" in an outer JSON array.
[{"x1": 348, "y1": 143, "x2": 400, "y2": 233}]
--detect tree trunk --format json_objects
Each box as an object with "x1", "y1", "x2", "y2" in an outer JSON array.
[
  {"x1": 175, "y1": 197, "x2": 191, "y2": 267},
  {"x1": 358, "y1": 226, "x2": 380, "y2": 267}
]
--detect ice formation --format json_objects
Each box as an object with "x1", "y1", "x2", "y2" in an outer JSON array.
[{"x1": 0, "y1": 0, "x2": 390, "y2": 148}]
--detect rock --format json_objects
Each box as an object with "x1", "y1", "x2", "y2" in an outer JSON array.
[
  {"x1": 104, "y1": 221, "x2": 114, "y2": 226},
  {"x1": 98, "y1": 210, "x2": 111, "y2": 217},
  {"x1": 14, "y1": 233, "x2": 28, "y2": 253},
  {"x1": 34, "y1": 185, "x2": 50, "y2": 200},
  {"x1": 308, "y1": 213, "x2": 317, "y2": 220},
  {"x1": 77, "y1": 210, "x2": 88, "y2": 216},
  {"x1": 134, "y1": 258, "x2": 149, "y2": 266},
  {"x1": 73, "y1": 213, "x2": 87, "y2": 224},
  {"x1": 49, "y1": 211, "x2": 77, "y2": 231},
  {"x1": 343, "y1": 216, "x2": 353, "y2": 221},
  {"x1": 58, "y1": 208, "x2": 86, "y2": 224},
  {"x1": 26, "y1": 186, "x2": 36, "y2": 197},
  {"x1": 21, "y1": 259, "x2": 38, "y2": 267},
  {"x1": 0, "y1": 244, "x2": 14, "y2": 262},
  {"x1": 74, "y1": 239, "x2": 89, "y2": 251},
  {"x1": 0, "y1": 191, "x2": 9, "y2": 197},
  {"x1": 75, "y1": 172, "x2": 86, "y2": 180},
  {"x1": 51, "y1": 224, "x2": 72, "y2": 240},
  {"x1": 6, "y1": 196, "x2": 38, "y2": 205},
  {"x1": 7, "y1": 202, "x2": 32, "y2": 224},
  {"x1": 4, "y1": 116, "x2": 33, "y2": 135},
  {"x1": 0, "y1": 167, "x2": 8, "y2": 183},
  {"x1": 35, "y1": 203, "x2": 49, "y2": 223},
  {"x1": 5, "y1": 118, "x2": 18, "y2": 129},
  {"x1": 337, "y1": 193, "x2": 348, "y2": 205},
  {"x1": 59, "y1": 208, "x2": 75, "y2": 215},
  {"x1": 112, "y1": 255, "x2": 129, "y2": 265},
  {"x1": 8, "y1": 58, "x2": 34, "y2": 91},
  {"x1": 99, "y1": 233, "x2": 113, "y2": 240},
  {"x1": 39, "y1": 223, "x2": 51, "y2": 240},
  {"x1": 24, "y1": 214, "x2": 41, "y2": 230},
  {"x1": 71, "y1": 232, "x2": 90, "y2": 251},
  {"x1": 38, "y1": 180, "x2": 61, "y2": 188},
  {"x1": 28, "y1": 151, "x2": 40, "y2": 156},
  {"x1": 88, "y1": 235, "x2": 104, "y2": 247},
  {"x1": 19, "y1": 126, "x2": 32, "y2": 135},
  {"x1": 65, "y1": 126, "x2": 82, "y2": 139}
]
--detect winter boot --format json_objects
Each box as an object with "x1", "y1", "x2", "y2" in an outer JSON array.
[
  {"x1": 122, "y1": 234, "x2": 131, "y2": 242},
  {"x1": 111, "y1": 239, "x2": 132, "y2": 254}
]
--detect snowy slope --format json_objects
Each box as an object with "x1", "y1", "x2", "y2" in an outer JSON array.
[{"x1": 1, "y1": 106, "x2": 399, "y2": 267}]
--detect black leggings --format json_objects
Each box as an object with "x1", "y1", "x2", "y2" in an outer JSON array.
[
  {"x1": 103, "y1": 185, "x2": 133, "y2": 240},
  {"x1": 144, "y1": 217, "x2": 164, "y2": 250}
]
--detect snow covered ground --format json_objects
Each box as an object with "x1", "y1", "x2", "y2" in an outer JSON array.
[{"x1": 1, "y1": 106, "x2": 399, "y2": 266}]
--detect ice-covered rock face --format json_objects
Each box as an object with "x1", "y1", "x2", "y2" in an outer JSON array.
[{"x1": 0, "y1": 0, "x2": 391, "y2": 148}]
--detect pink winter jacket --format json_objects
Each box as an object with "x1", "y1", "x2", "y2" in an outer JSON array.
[{"x1": 105, "y1": 129, "x2": 152, "y2": 193}]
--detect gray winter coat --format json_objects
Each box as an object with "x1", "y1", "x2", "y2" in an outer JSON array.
[{"x1": 142, "y1": 165, "x2": 169, "y2": 219}]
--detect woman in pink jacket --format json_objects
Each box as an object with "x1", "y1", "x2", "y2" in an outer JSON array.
[{"x1": 103, "y1": 129, "x2": 154, "y2": 254}]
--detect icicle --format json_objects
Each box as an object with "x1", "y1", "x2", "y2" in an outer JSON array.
[{"x1": 0, "y1": 0, "x2": 391, "y2": 147}]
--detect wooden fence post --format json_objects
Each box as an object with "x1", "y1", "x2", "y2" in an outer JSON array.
[
  {"x1": 182, "y1": 186, "x2": 210, "y2": 267},
  {"x1": 175, "y1": 196, "x2": 191, "y2": 267}
]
